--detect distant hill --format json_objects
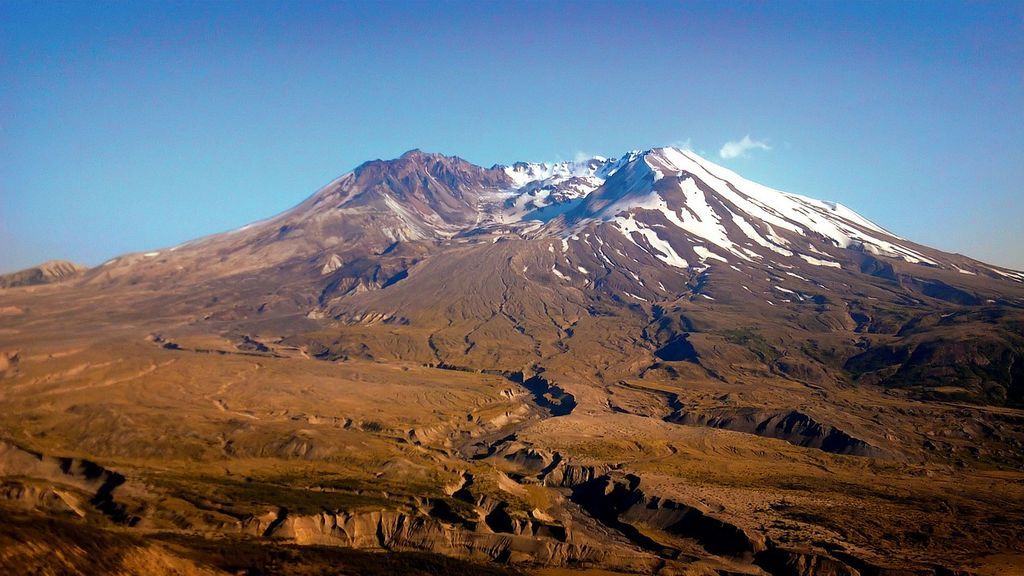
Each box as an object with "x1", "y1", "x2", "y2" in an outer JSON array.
[{"x1": 0, "y1": 260, "x2": 88, "y2": 288}]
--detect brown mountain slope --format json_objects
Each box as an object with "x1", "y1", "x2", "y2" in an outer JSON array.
[
  {"x1": 2, "y1": 148, "x2": 1023, "y2": 575},
  {"x1": 0, "y1": 259, "x2": 88, "y2": 288}
]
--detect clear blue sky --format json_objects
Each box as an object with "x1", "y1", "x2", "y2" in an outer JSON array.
[{"x1": 2, "y1": 0, "x2": 1022, "y2": 273}]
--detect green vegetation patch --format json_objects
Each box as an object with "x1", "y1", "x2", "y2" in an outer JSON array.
[
  {"x1": 720, "y1": 327, "x2": 781, "y2": 363},
  {"x1": 147, "y1": 473, "x2": 395, "y2": 515}
]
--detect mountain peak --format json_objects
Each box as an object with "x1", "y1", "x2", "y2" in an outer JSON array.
[
  {"x1": 85, "y1": 146, "x2": 1024, "y2": 290},
  {"x1": 549, "y1": 145, "x2": 985, "y2": 275},
  {"x1": 397, "y1": 148, "x2": 458, "y2": 163}
]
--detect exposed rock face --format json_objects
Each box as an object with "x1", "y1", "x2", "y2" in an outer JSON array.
[
  {"x1": 244, "y1": 507, "x2": 655, "y2": 569},
  {"x1": 342, "y1": 149, "x2": 515, "y2": 229},
  {"x1": 542, "y1": 463, "x2": 607, "y2": 488},
  {"x1": 520, "y1": 374, "x2": 577, "y2": 416},
  {"x1": 667, "y1": 408, "x2": 885, "y2": 457},
  {"x1": 1, "y1": 483, "x2": 88, "y2": 517},
  {"x1": 568, "y1": 473, "x2": 768, "y2": 558},
  {"x1": 755, "y1": 548, "x2": 862, "y2": 576},
  {"x1": 0, "y1": 441, "x2": 136, "y2": 525},
  {"x1": 0, "y1": 260, "x2": 87, "y2": 288}
]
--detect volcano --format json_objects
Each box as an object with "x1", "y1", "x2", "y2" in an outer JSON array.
[{"x1": 2, "y1": 147, "x2": 1023, "y2": 575}]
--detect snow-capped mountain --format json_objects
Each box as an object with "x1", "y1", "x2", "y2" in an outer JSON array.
[
  {"x1": 6, "y1": 145, "x2": 1024, "y2": 576},
  {"x1": 499, "y1": 157, "x2": 619, "y2": 189},
  {"x1": 81, "y1": 146, "x2": 1022, "y2": 296},
  {"x1": 549, "y1": 147, "x2": 1012, "y2": 275}
]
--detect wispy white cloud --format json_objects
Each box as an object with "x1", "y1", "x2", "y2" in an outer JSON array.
[
  {"x1": 669, "y1": 138, "x2": 693, "y2": 151},
  {"x1": 719, "y1": 135, "x2": 772, "y2": 159}
]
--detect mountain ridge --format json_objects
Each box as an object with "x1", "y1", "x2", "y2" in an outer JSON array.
[
  {"x1": 55, "y1": 146, "x2": 1024, "y2": 285},
  {"x1": 0, "y1": 260, "x2": 88, "y2": 289},
  {"x1": 3, "y1": 146, "x2": 1024, "y2": 574},
  {"x1": 26, "y1": 146, "x2": 1018, "y2": 408}
]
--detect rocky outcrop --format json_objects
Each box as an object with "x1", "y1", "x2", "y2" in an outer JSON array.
[
  {"x1": 569, "y1": 473, "x2": 767, "y2": 559},
  {"x1": 755, "y1": 547, "x2": 862, "y2": 576},
  {"x1": 247, "y1": 507, "x2": 648, "y2": 567},
  {"x1": 0, "y1": 441, "x2": 136, "y2": 524},
  {"x1": 0, "y1": 260, "x2": 87, "y2": 289},
  {"x1": 520, "y1": 374, "x2": 576, "y2": 416},
  {"x1": 542, "y1": 462, "x2": 609, "y2": 488},
  {"x1": 0, "y1": 483, "x2": 88, "y2": 517},
  {"x1": 430, "y1": 366, "x2": 577, "y2": 418},
  {"x1": 563, "y1": 471, "x2": 940, "y2": 575},
  {"x1": 498, "y1": 444, "x2": 560, "y2": 475},
  {"x1": 667, "y1": 408, "x2": 885, "y2": 458}
]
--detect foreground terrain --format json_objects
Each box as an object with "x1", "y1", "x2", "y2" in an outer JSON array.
[{"x1": 2, "y1": 148, "x2": 1023, "y2": 575}]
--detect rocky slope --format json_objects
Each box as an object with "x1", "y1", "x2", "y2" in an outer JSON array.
[
  {"x1": 2, "y1": 147, "x2": 1023, "y2": 575},
  {"x1": 0, "y1": 259, "x2": 88, "y2": 288}
]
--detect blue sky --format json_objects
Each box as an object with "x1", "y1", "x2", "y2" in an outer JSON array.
[{"x1": 1, "y1": 0, "x2": 1022, "y2": 272}]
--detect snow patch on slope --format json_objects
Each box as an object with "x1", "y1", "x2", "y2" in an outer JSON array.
[
  {"x1": 556, "y1": 146, "x2": 951, "y2": 273},
  {"x1": 614, "y1": 213, "x2": 689, "y2": 269}
]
